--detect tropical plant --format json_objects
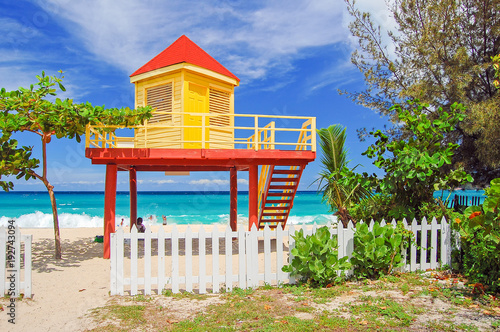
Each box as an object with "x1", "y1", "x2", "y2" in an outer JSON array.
[
  {"x1": 0, "y1": 72, "x2": 152, "y2": 258},
  {"x1": 316, "y1": 125, "x2": 373, "y2": 227},
  {"x1": 282, "y1": 226, "x2": 351, "y2": 286},
  {"x1": 343, "y1": 0, "x2": 500, "y2": 184},
  {"x1": 362, "y1": 101, "x2": 473, "y2": 220},
  {"x1": 350, "y1": 221, "x2": 413, "y2": 279},
  {"x1": 453, "y1": 178, "x2": 500, "y2": 293}
]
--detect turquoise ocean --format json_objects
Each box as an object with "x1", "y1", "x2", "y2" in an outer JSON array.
[{"x1": 0, "y1": 190, "x2": 485, "y2": 228}]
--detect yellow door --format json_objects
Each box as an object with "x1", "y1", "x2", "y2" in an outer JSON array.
[{"x1": 184, "y1": 83, "x2": 209, "y2": 148}]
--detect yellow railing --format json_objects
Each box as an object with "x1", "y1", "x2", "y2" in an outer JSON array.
[
  {"x1": 85, "y1": 112, "x2": 316, "y2": 152},
  {"x1": 257, "y1": 118, "x2": 315, "y2": 217}
]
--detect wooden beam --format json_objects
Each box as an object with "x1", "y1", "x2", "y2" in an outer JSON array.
[
  {"x1": 230, "y1": 167, "x2": 238, "y2": 231},
  {"x1": 86, "y1": 148, "x2": 315, "y2": 166},
  {"x1": 104, "y1": 164, "x2": 117, "y2": 259},
  {"x1": 129, "y1": 167, "x2": 137, "y2": 231},
  {"x1": 248, "y1": 165, "x2": 258, "y2": 231}
]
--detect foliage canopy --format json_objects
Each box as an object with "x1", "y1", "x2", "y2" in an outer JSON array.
[
  {"x1": 360, "y1": 101, "x2": 472, "y2": 220},
  {"x1": 316, "y1": 125, "x2": 372, "y2": 227},
  {"x1": 343, "y1": 0, "x2": 500, "y2": 184},
  {"x1": 0, "y1": 72, "x2": 152, "y2": 258}
]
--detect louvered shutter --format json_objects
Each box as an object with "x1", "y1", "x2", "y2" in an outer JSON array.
[
  {"x1": 209, "y1": 88, "x2": 230, "y2": 126},
  {"x1": 146, "y1": 83, "x2": 173, "y2": 122}
]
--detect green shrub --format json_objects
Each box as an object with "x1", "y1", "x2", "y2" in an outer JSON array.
[
  {"x1": 351, "y1": 222, "x2": 412, "y2": 279},
  {"x1": 454, "y1": 178, "x2": 500, "y2": 293},
  {"x1": 282, "y1": 226, "x2": 351, "y2": 286}
]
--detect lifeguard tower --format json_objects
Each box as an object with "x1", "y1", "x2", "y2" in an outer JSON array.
[{"x1": 85, "y1": 35, "x2": 316, "y2": 258}]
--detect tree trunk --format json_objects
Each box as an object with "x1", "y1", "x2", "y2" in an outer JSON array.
[
  {"x1": 335, "y1": 207, "x2": 357, "y2": 228},
  {"x1": 46, "y1": 183, "x2": 62, "y2": 259},
  {"x1": 41, "y1": 136, "x2": 62, "y2": 259}
]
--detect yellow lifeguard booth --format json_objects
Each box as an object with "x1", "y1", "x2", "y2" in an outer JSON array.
[
  {"x1": 130, "y1": 35, "x2": 239, "y2": 149},
  {"x1": 86, "y1": 35, "x2": 316, "y2": 258}
]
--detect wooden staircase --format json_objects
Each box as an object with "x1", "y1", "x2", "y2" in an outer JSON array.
[{"x1": 258, "y1": 165, "x2": 305, "y2": 229}]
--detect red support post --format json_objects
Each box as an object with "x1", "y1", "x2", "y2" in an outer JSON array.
[
  {"x1": 248, "y1": 165, "x2": 259, "y2": 231},
  {"x1": 230, "y1": 167, "x2": 238, "y2": 231},
  {"x1": 104, "y1": 164, "x2": 117, "y2": 259},
  {"x1": 129, "y1": 167, "x2": 137, "y2": 231}
]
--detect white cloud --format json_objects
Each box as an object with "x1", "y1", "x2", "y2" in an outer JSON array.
[
  {"x1": 237, "y1": 179, "x2": 249, "y2": 185},
  {"x1": 37, "y1": 0, "x2": 349, "y2": 81},
  {"x1": 189, "y1": 179, "x2": 229, "y2": 185},
  {"x1": 137, "y1": 179, "x2": 177, "y2": 185}
]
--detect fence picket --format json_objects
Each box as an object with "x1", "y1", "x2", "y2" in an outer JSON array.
[
  {"x1": 276, "y1": 224, "x2": 284, "y2": 284},
  {"x1": 130, "y1": 227, "x2": 139, "y2": 295},
  {"x1": 225, "y1": 226, "x2": 233, "y2": 292},
  {"x1": 345, "y1": 221, "x2": 355, "y2": 259},
  {"x1": 212, "y1": 226, "x2": 220, "y2": 293},
  {"x1": 238, "y1": 227, "x2": 246, "y2": 289},
  {"x1": 172, "y1": 226, "x2": 179, "y2": 293},
  {"x1": 440, "y1": 217, "x2": 450, "y2": 267},
  {"x1": 116, "y1": 227, "x2": 124, "y2": 295},
  {"x1": 158, "y1": 227, "x2": 166, "y2": 294},
  {"x1": 110, "y1": 232, "x2": 117, "y2": 295},
  {"x1": 430, "y1": 218, "x2": 438, "y2": 269},
  {"x1": 185, "y1": 226, "x2": 193, "y2": 293},
  {"x1": 288, "y1": 225, "x2": 296, "y2": 284},
  {"x1": 199, "y1": 226, "x2": 207, "y2": 294},
  {"x1": 263, "y1": 224, "x2": 271, "y2": 285},
  {"x1": 145, "y1": 226, "x2": 152, "y2": 295},
  {"x1": 420, "y1": 217, "x2": 429, "y2": 271},
  {"x1": 410, "y1": 219, "x2": 418, "y2": 271},
  {"x1": 337, "y1": 222, "x2": 344, "y2": 258}
]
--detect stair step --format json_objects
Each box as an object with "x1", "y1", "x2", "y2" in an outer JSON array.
[
  {"x1": 263, "y1": 206, "x2": 290, "y2": 211},
  {"x1": 272, "y1": 169, "x2": 301, "y2": 175},
  {"x1": 262, "y1": 212, "x2": 288, "y2": 217},
  {"x1": 265, "y1": 199, "x2": 292, "y2": 204},
  {"x1": 267, "y1": 192, "x2": 294, "y2": 197},
  {"x1": 269, "y1": 185, "x2": 296, "y2": 190},
  {"x1": 270, "y1": 177, "x2": 298, "y2": 182},
  {"x1": 260, "y1": 219, "x2": 286, "y2": 223}
]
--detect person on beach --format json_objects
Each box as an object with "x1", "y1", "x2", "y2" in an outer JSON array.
[
  {"x1": 162, "y1": 215, "x2": 167, "y2": 225},
  {"x1": 136, "y1": 217, "x2": 146, "y2": 233}
]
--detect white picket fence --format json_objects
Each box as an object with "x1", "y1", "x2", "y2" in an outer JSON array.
[
  {"x1": 110, "y1": 217, "x2": 451, "y2": 296},
  {"x1": 0, "y1": 226, "x2": 32, "y2": 298}
]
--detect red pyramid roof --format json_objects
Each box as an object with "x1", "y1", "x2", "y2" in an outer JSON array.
[{"x1": 130, "y1": 35, "x2": 239, "y2": 82}]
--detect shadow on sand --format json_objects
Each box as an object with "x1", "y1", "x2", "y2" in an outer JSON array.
[{"x1": 31, "y1": 238, "x2": 104, "y2": 273}]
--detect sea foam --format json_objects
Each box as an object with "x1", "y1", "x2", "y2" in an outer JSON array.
[{"x1": 0, "y1": 211, "x2": 129, "y2": 228}]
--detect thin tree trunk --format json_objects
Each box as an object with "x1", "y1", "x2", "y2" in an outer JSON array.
[
  {"x1": 46, "y1": 183, "x2": 62, "y2": 259},
  {"x1": 335, "y1": 207, "x2": 357, "y2": 228},
  {"x1": 42, "y1": 136, "x2": 62, "y2": 259}
]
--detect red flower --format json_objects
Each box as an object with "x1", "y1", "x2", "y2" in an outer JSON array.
[{"x1": 469, "y1": 211, "x2": 481, "y2": 219}]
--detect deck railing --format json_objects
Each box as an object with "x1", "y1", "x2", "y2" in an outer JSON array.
[{"x1": 85, "y1": 112, "x2": 316, "y2": 152}]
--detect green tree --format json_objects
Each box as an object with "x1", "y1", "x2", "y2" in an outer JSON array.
[
  {"x1": 362, "y1": 101, "x2": 472, "y2": 220},
  {"x1": 0, "y1": 72, "x2": 152, "y2": 258},
  {"x1": 343, "y1": 0, "x2": 500, "y2": 185},
  {"x1": 316, "y1": 125, "x2": 372, "y2": 227}
]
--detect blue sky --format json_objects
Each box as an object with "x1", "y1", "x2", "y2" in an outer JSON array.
[{"x1": 1, "y1": 0, "x2": 394, "y2": 192}]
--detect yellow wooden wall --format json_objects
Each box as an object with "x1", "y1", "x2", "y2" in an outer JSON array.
[{"x1": 133, "y1": 68, "x2": 235, "y2": 149}]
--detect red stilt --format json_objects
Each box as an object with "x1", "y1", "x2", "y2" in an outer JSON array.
[
  {"x1": 104, "y1": 164, "x2": 117, "y2": 259},
  {"x1": 248, "y1": 165, "x2": 258, "y2": 231},
  {"x1": 230, "y1": 167, "x2": 238, "y2": 231},
  {"x1": 129, "y1": 167, "x2": 137, "y2": 231}
]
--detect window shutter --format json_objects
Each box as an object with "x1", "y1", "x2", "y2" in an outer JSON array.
[
  {"x1": 146, "y1": 83, "x2": 173, "y2": 122},
  {"x1": 209, "y1": 88, "x2": 230, "y2": 126}
]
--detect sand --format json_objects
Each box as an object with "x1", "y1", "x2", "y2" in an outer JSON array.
[{"x1": 0, "y1": 225, "x2": 243, "y2": 332}]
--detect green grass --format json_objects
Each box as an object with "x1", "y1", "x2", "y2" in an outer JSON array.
[{"x1": 87, "y1": 273, "x2": 499, "y2": 331}]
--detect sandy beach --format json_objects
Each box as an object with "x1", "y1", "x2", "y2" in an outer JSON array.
[{"x1": 0, "y1": 224, "x2": 277, "y2": 332}]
